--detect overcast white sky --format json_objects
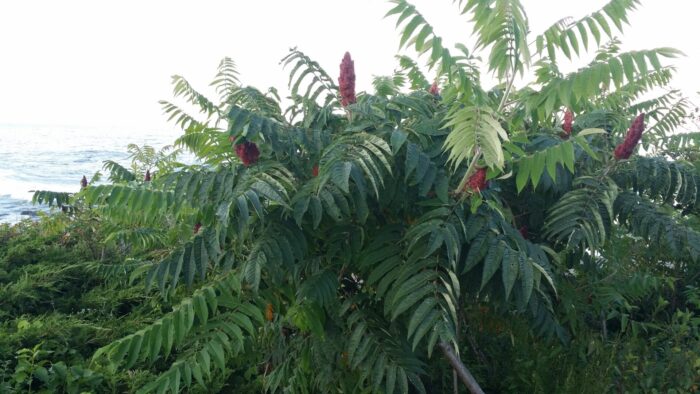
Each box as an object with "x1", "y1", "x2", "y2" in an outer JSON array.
[{"x1": 0, "y1": 0, "x2": 698, "y2": 130}]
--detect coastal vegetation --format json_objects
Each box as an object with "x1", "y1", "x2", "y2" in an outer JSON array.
[{"x1": 2, "y1": 0, "x2": 700, "y2": 392}]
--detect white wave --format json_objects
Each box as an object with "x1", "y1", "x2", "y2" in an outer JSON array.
[{"x1": 0, "y1": 175, "x2": 78, "y2": 201}]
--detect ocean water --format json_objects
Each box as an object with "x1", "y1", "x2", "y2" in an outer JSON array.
[{"x1": 0, "y1": 124, "x2": 182, "y2": 224}]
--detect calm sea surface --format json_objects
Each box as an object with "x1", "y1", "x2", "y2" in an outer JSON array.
[{"x1": 0, "y1": 124, "x2": 182, "y2": 223}]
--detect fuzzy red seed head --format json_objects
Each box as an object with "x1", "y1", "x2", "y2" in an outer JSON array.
[
  {"x1": 193, "y1": 223, "x2": 202, "y2": 234},
  {"x1": 613, "y1": 113, "x2": 645, "y2": 160},
  {"x1": 80, "y1": 175, "x2": 88, "y2": 189},
  {"x1": 466, "y1": 167, "x2": 488, "y2": 192},
  {"x1": 228, "y1": 135, "x2": 235, "y2": 143},
  {"x1": 613, "y1": 144, "x2": 628, "y2": 160},
  {"x1": 429, "y1": 81, "x2": 440, "y2": 96},
  {"x1": 519, "y1": 225, "x2": 528, "y2": 239},
  {"x1": 144, "y1": 170, "x2": 151, "y2": 182},
  {"x1": 312, "y1": 165, "x2": 319, "y2": 177},
  {"x1": 562, "y1": 110, "x2": 574, "y2": 137},
  {"x1": 339, "y1": 52, "x2": 356, "y2": 107},
  {"x1": 234, "y1": 141, "x2": 260, "y2": 166}
]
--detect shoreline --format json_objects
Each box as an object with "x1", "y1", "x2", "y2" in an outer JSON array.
[{"x1": 0, "y1": 195, "x2": 44, "y2": 225}]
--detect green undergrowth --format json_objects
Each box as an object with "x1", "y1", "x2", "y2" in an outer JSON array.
[
  {"x1": 0, "y1": 216, "x2": 262, "y2": 393},
  {"x1": 0, "y1": 218, "x2": 162, "y2": 393}
]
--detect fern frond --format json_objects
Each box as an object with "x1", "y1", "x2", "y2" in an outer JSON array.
[
  {"x1": 514, "y1": 128, "x2": 605, "y2": 192},
  {"x1": 342, "y1": 306, "x2": 428, "y2": 393},
  {"x1": 170, "y1": 75, "x2": 220, "y2": 119},
  {"x1": 317, "y1": 132, "x2": 393, "y2": 198},
  {"x1": 612, "y1": 156, "x2": 699, "y2": 211},
  {"x1": 534, "y1": 0, "x2": 640, "y2": 61},
  {"x1": 373, "y1": 75, "x2": 403, "y2": 97},
  {"x1": 228, "y1": 86, "x2": 283, "y2": 121},
  {"x1": 142, "y1": 227, "x2": 223, "y2": 294},
  {"x1": 387, "y1": 0, "x2": 481, "y2": 93},
  {"x1": 160, "y1": 100, "x2": 211, "y2": 131},
  {"x1": 87, "y1": 259, "x2": 149, "y2": 281},
  {"x1": 515, "y1": 138, "x2": 574, "y2": 192},
  {"x1": 93, "y1": 272, "x2": 262, "y2": 393},
  {"x1": 659, "y1": 131, "x2": 700, "y2": 155},
  {"x1": 396, "y1": 55, "x2": 430, "y2": 90},
  {"x1": 603, "y1": 68, "x2": 675, "y2": 111},
  {"x1": 227, "y1": 105, "x2": 319, "y2": 156},
  {"x1": 615, "y1": 192, "x2": 700, "y2": 262},
  {"x1": 544, "y1": 176, "x2": 619, "y2": 251},
  {"x1": 528, "y1": 47, "x2": 682, "y2": 117},
  {"x1": 173, "y1": 124, "x2": 231, "y2": 164},
  {"x1": 443, "y1": 106, "x2": 508, "y2": 170},
  {"x1": 102, "y1": 160, "x2": 137, "y2": 183},
  {"x1": 281, "y1": 48, "x2": 338, "y2": 105},
  {"x1": 82, "y1": 185, "x2": 175, "y2": 225},
  {"x1": 459, "y1": 0, "x2": 531, "y2": 79},
  {"x1": 400, "y1": 141, "x2": 450, "y2": 201},
  {"x1": 463, "y1": 208, "x2": 556, "y2": 309},
  {"x1": 103, "y1": 227, "x2": 168, "y2": 250},
  {"x1": 210, "y1": 56, "x2": 240, "y2": 105},
  {"x1": 32, "y1": 190, "x2": 71, "y2": 208},
  {"x1": 242, "y1": 222, "x2": 307, "y2": 291},
  {"x1": 645, "y1": 96, "x2": 691, "y2": 140}
]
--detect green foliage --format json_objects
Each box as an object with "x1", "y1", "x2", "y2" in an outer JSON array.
[
  {"x1": 544, "y1": 176, "x2": 618, "y2": 251},
  {"x1": 443, "y1": 106, "x2": 508, "y2": 170},
  {"x1": 126, "y1": 144, "x2": 181, "y2": 176},
  {"x1": 13, "y1": 0, "x2": 700, "y2": 392},
  {"x1": 387, "y1": 0, "x2": 483, "y2": 92},
  {"x1": 527, "y1": 47, "x2": 682, "y2": 118},
  {"x1": 93, "y1": 272, "x2": 262, "y2": 394},
  {"x1": 459, "y1": 0, "x2": 531, "y2": 79},
  {"x1": 513, "y1": 128, "x2": 605, "y2": 192},
  {"x1": 534, "y1": 0, "x2": 640, "y2": 61},
  {"x1": 615, "y1": 191, "x2": 700, "y2": 261},
  {"x1": 32, "y1": 190, "x2": 71, "y2": 208},
  {"x1": 103, "y1": 160, "x2": 136, "y2": 183},
  {"x1": 0, "y1": 217, "x2": 172, "y2": 393},
  {"x1": 281, "y1": 48, "x2": 339, "y2": 107}
]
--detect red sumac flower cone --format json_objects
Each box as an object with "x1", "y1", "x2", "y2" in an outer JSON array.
[
  {"x1": 614, "y1": 113, "x2": 646, "y2": 160},
  {"x1": 466, "y1": 167, "x2": 488, "y2": 192},
  {"x1": 561, "y1": 110, "x2": 573, "y2": 139},
  {"x1": 235, "y1": 141, "x2": 260, "y2": 166},
  {"x1": 429, "y1": 81, "x2": 440, "y2": 96},
  {"x1": 339, "y1": 52, "x2": 356, "y2": 107}
]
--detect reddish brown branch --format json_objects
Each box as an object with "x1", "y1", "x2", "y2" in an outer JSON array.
[{"x1": 439, "y1": 341, "x2": 485, "y2": 394}]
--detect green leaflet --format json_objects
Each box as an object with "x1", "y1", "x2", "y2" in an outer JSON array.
[
  {"x1": 502, "y1": 249, "x2": 520, "y2": 301},
  {"x1": 443, "y1": 106, "x2": 508, "y2": 171}
]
